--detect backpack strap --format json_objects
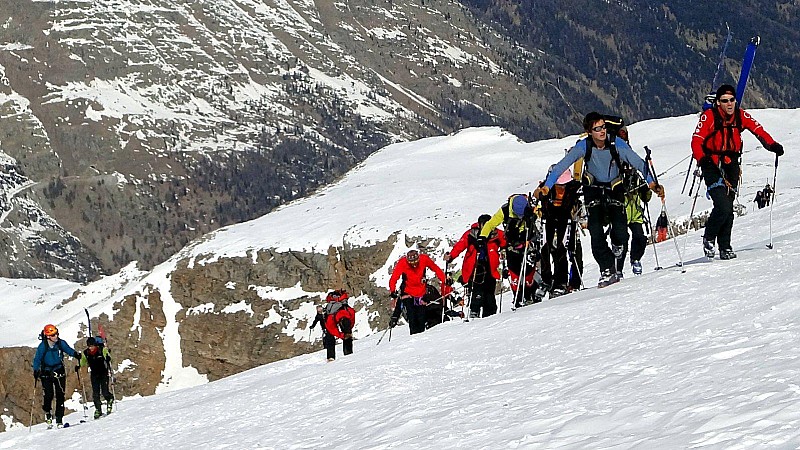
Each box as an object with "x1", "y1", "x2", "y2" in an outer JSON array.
[
  {"x1": 583, "y1": 138, "x2": 623, "y2": 184},
  {"x1": 703, "y1": 107, "x2": 744, "y2": 157}
]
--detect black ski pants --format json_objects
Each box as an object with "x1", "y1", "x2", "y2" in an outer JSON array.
[
  {"x1": 40, "y1": 367, "x2": 67, "y2": 421},
  {"x1": 702, "y1": 158, "x2": 739, "y2": 251},
  {"x1": 567, "y1": 222, "x2": 584, "y2": 290},
  {"x1": 323, "y1": 318, "x2": 354, "y2": 360},
  {"x1": 91, "y1": 371, "x2": 113, "y2": 411},
  {"x1": 393, "y1": 295, "x2": 427, "y2": 335},
  {"x1": 540, "y1": 208, "x2": 570, "y2": 289},
  {"x1": 467, "y1": 260, "x2": 497, "y2": 318},
  {"x1": 585, "y1": 185, "x2": 628, "y2": 274},
  {"x1": 323, "y1": 332, "x2": 336, "y2": 360},
  {"x1": 617, "y1": 222, "x2": 647, "y2": 271},
  {"x1": 705, "y1": 186, "x2": 735, "y2": 251}
]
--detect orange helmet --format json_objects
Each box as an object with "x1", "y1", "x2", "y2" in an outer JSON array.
[{"x1": 43, "y1": 324, "x2": 58, "y2": 337}]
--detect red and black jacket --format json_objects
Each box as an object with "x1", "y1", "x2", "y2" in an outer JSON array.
[
  {"x1": 448, "y1": 223, "x2": 505, "y2": 282},
  {"x1": 691, "y1": 106, "x2": 775, "y2": 164}
]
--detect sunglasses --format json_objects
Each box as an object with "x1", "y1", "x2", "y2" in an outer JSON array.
[
  {"x1": 718, "y1": 98, "x2": 736, "y2": 104},
  {"x1": 591, "y1": 125, "x2": 606, "y2": 132}
]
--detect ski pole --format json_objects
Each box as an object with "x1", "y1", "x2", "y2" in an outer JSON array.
[
  {"x1": 376, "y1": 326, "x2": 391, "y2": 346},
  {"x1": 28, "y1": 377, "x2": 37, "y2": 433},
  {"x1": 442, "y1": 262, "x2": 448, "y2": 325},
  {"x1": 643, "y1": 200, "x2": 663, "y2": 270},
  {"x1": 76, "y1": 366, "x2": 89, "y2": 422},
  {"x1": 767, "y1": 153, "x2": 779, "y2": 249},
  {"x1": 376, "y1": 327, "x2": 389, "y2": 345},
  {"x1": 681, "y1": 171, "x2": 703, "y2": 260},
  {"x1": 681, "y1": 158, "x2": 694, "y2": 195},
  {"x1": 518, "y1": 226, "x2": 531, "y2": 308},
  {"x1": 498, "y1": 252, "x2": 507, "y2": 314},
  {"x1": 645, "y1": 147, "x2": 685, "y2": 270}
]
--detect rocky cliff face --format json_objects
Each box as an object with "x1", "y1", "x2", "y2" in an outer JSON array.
[{"x1": 0, "y1": 233, "x2": 419, "y2": 431}]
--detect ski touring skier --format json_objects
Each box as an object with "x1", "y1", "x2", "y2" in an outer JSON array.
[
  {"x1": 76, "y1": 337, "x2": 114, "y2": 419},
  {"x1": 535, "y1": 112, "x2": 664, "y2": 288},
  {"x1": 388, "y1": 249, "x2": 452, "y2": 335},
  {"x1": 566, "y1": 200, "x2": 587, "y2": 292},
  {"x1": 32, "y1": 324, "x2": 81, "y2": 428},
  {"x1": 311, "y1": 290, "x2": 356, "y2": 361},
  {"x1": 538, "y1": 166, "x2": 582, "y2": 298},
  {"x1": 753, "y1": 183, "x2": 775, "y2": 209},
  {"x1": 480, "y1": 194, "x2": 542, "y2": 308},
  {"x1": 691, "y1": 84, "x2": 783, "y2": 259},
  {"x1": 617, "y1": 163, "x2": 653, "y2": 277},
  {"x1": 445, "y1": 214, "x2": 506, "y2": 318}
]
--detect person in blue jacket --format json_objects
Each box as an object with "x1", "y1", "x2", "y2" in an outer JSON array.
[
  {"x1": 534, "y1": 112, "x2": 664, "y2": 288},
  {"x1": 33, "y1": 324, "x2": 80, "y2": 428}
]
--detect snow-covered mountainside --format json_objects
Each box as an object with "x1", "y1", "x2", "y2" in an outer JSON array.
[
  {"x1": 2, "y1": 110, "x2": 800, "y2": 447},
  {"x1": 1, "y1": 0, "x2": 577, "y2": 279},
  {"x1": 1, "y1": 108, "x2": 798, "y2": 437}
]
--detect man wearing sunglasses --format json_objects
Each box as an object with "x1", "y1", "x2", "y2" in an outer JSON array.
[
  {"x1": 534, "y1": 112, "x2": 664, "y2": 288},
  {"x1": 691, "y1": 84, "x2": 783, "y2": 260}
]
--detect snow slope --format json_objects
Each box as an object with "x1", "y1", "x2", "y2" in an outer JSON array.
[{"x1": 2, "y1": 109, "x2": 800, "y2": 447}]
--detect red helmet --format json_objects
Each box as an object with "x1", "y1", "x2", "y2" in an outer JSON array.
[
  {"x1": 326, "y1": 290, "x2": 349, "y2": 302},
  {"x1": 43, "y1": 324, "x2": 58, "y2": 337}
]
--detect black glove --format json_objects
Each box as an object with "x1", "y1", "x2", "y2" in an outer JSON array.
[
  {"x1": 390, "y1": 291, "x2": 399, "y2": 299},
  {"x1": 768, "y1": 142, "x2": 784, "y2": 156},
  {"x1": 445, "y1": 278, "x2": 454, "y2": 286},
  {"x1": 388, "y1": 316, "x2": 399, "y2": 328},
  {"x1": 105, "y1": 356, "x2": 112, "y2": 363},
  {"x1": 444, "y1": 254, "x2": 453, "y2": 263},
  {"x1": 74, "y1": 365, "x2": 80, "y2": 373},
  {"x1": 502, "y1": 268, "x2": 509, "y2": 279},
  {"x1": 33, "y1": 370, "x2": 40, "y2": 380}
]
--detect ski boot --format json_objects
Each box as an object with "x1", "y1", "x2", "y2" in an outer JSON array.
[
  {"x1": 534, "y1": 284, "x2": 548, "y2": 302},
  {"x1": 598, "y1": 269, "x2": 619, "y2": 288},
  {"x1": 631, "y1": 260, "x2": 642, "y2": 275},
  {"x1": 94, "y1": 409, "x2": 103, "y2": 420},
  {"x1": 45, "y1": 412, "x2": 53, "y2": 429},
  {"x1": 720, "y1": 248, "x2": 737, "y2": 260},
  {"x1": 550, "y1": 285, "x2": 567, "y2": 298},
  {"x1": 703, "y1": 238, "x2": 716, "y2": 259},
  {"x1": 107, "y1": 398, "x2": 114, "y2": 414}
]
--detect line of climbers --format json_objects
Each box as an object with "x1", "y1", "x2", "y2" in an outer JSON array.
[{"x1": 311, "y1": 84, "x2": 783, "y2": 357}]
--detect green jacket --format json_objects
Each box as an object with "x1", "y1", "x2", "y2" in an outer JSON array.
[{"x1": 624, "y1": 188, "x2": 652, "y2": 224}]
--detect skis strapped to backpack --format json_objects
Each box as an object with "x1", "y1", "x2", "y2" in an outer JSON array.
[
  {"x1": 685, "y1": 33, "x2": 760, "y2": 197},
  {"x1": 85, "y1": 308, "x2": 92, "y2": 337}
]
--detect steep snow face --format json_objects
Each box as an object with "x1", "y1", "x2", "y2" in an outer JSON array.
[{"x1": 2, "y1": 126, "x2": 800, "y2": 445}]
